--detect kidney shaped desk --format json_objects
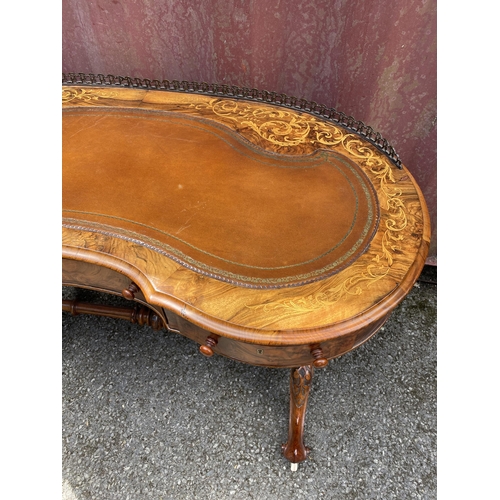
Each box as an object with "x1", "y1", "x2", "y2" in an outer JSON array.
[{"x1": 62, "y1": 76, "x2": 430, "y2": 470}]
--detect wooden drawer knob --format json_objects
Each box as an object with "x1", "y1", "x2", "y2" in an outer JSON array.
[
  {"x1": 122, "y1": 282, "x2": 140, "y2": 300},
  {"x1": 200, "y1": 336, "x2": 218, "y2": 357},
  {"x1": 311, "y1": 345, "x2": 328, "y2": 368}
]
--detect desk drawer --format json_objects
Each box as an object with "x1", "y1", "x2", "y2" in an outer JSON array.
[
  {"x1": 63, "y1": 259, "x2": 389, "y2": 368},
  {"x1": 164, "y1": 310, "x2": 388, "y2": 368}
]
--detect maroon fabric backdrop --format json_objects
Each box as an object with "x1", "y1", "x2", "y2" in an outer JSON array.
[{"x1": 62, "y1": 0, "x2": 437, "y2": 263}]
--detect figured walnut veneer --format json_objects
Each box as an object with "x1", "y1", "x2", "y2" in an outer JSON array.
[{"x1": 62, "y1": 84, "x2": 430, "y2": 467}]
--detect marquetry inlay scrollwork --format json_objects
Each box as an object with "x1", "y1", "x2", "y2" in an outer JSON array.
[
  {"x1": 62, "y1": 88, "x2": 117, "y2": 103},
  {"x1": 191, "y1": 98, "x2": 404, "y2": 166},
  {"x1": 192, "y1": 99, "x2": 313, "y2": 147}
]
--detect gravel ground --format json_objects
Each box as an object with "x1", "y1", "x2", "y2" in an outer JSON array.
[{"x1": 62, "y1": 266, "x2": 436, "y2": 499}]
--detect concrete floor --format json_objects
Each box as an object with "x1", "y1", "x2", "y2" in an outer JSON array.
[{"x1": 62, "y1": 266, "x2": 436, "y2": 499}]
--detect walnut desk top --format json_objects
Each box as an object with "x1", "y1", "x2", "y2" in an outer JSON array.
[{"x1": 62, "y1": 79, "x2": 430, "y2": 469}]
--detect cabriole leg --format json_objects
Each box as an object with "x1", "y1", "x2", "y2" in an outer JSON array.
[{"x1": 282, "y1": 365, "x2": 314, "y2": 470}]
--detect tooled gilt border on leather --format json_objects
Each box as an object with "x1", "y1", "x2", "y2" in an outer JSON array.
[{"x1": 62, "y1": 72, "x2": 402, "y2": 169}]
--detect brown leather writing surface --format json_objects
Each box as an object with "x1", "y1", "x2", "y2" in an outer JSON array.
[{"x1": 63, "y1": 107, "x2": 378, "y2": 288}]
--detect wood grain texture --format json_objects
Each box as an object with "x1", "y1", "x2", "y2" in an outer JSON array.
[
  {"x1": 162, "y1": 309, "x2": 388, "y2": 368},
  {"x1": 62, "y1": 85, "x2": 430, "y2": 351},
  {"x1": 282, "y1": 365, "x2": 313, "y2": 464}
]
